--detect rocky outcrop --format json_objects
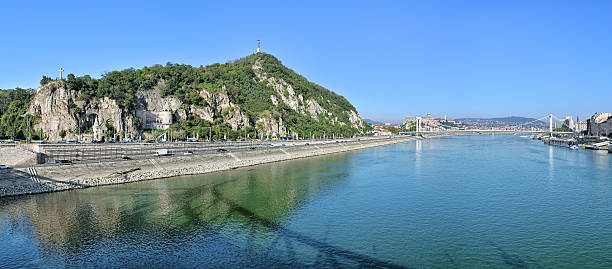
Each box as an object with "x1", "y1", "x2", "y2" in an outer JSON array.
[
  {"x1": 348, "y1": 110, "x2": 364, "y2": 129},
  {"x1": 134, "y1": 83, "x2": 183, "y2": 131},
  {"x1": 28, "y1": 81, "x2": 129, "y2": 142},
  {"x1": 195, "y1": 86, "x2": 250, "y2": 130},
  {"x1": 224, "y1": 106, "x2": 250, "y2": 130},
  {"x1": 256, "y1": 114, "x2": 287, "y2": 138},
  {"x1": 306, "y1": 99, "x2": 327, "y2": 118},
  {"x1": 190, "y1": 105, "x2": 214, "y2": 122},
  {"x1": 28, "y1": 82, "x2": 79, "y2": 141}
]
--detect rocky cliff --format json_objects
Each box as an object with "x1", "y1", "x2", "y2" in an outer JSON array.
[
  {"x1": 27, "y1": 53, "x2": 366, "y2": 141},
  {"x1": 28, "y1": 81, "x2": 129, "y2": 142}
]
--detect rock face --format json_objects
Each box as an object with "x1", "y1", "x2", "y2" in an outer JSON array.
[
  {"x1": 134, "y1": 82, "x2": 182, "y2": 131},
  {"x1": 256, "y1": 114, "x2": 287, "y2": 138},
  {"x1": 28, "y1": 54, "x2": 366, "y2": 142},
  {"x1": 196, "y1": 86, "x2": 250, "y2": 130},
  {"x1": 28, "y1": 82, "x2": 79, "y2": 141},
  {"x1": 28, "y1": 81, "x2": 129, "y2": 142}
]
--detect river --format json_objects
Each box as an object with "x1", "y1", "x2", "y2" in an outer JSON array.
[{"x1": 1, "y1": 135, "x2": 612, "y2": 268}]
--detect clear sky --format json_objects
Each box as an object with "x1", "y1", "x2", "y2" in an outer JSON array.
[{"x1": 1, "y1": 0, "x2": 611, "y2": 122}]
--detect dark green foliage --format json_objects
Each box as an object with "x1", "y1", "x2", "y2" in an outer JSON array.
[
  {"x1": 554, "y1": 127, "x2": 569, "y2": 132},
  {"x1": 0, "y1": 88, "x2": 35, "y2": 139},
  {"x1": 67, "y1": 100, "x2": 80, "y2": 114},
  {"x1": 66, "y1": 69, "x2": 156, "y2": 110},
  {"x1": 104, "y1": 123, "x2": 115, "y2": 140},
  {"x1": 40, "y1": 76, "x2": 52, "y2": 86},
  {"x1": 134, "y1": 117, "x2": 143, "y2": 130},
  {"x1": 440, "y1": 121, "x2": 457, "y2": 127},
  {"x1": 67, "y1": 74, "x2": 98, "y2": 100}
]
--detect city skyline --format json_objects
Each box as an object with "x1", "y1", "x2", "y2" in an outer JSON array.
[{"x1": 1, "y1": 1, "x2": 611, "y2": 122}]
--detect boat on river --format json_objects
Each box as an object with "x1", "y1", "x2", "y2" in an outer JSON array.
[{"x1": 542, "y1": 137, "x2": 577, "y2": 148}]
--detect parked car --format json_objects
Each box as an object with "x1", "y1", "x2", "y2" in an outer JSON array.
[{"x1": 154, "y1": 149, "x2": 169, "y2": 156}]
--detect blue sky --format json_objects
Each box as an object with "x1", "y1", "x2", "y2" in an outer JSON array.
[{"x1": 1, "y1": 1, "x2": 611, "y2": 122}]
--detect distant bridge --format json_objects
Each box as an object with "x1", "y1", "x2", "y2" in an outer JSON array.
[
  {"x1": 404, "y1": 130, "x2": 573, "y2": 135},
  {"x1": 411, "y1": 114, "x2": 574, "y2": 135}
]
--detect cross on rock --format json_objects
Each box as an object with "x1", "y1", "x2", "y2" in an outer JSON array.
[{"x1": 58, "y1": 68, "x2": 64, "y2": 80}]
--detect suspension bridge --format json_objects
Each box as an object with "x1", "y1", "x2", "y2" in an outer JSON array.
[{"x1": 412, "y1": 114, "x2": 574, "y2": 135}]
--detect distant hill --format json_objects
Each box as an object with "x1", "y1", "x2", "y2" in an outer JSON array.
[
  {"x1": 362, "y1": 119, "x2": 404, "y2": 126},
  {"x1": 455, "y1": 116, "x2": 543, "y2": 123},
  {"x1": 455, "y1": 116, "x2": 546, "y2": 128},
  {"x1": 363, "y1": 119, "x2": 384, "y2": 125}
]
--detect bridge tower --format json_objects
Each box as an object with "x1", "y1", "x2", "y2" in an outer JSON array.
[{"x1": 549, "y1": 114, "x2": 553, "y2": 137}]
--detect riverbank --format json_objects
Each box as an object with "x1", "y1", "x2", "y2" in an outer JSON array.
[{"x1": 0, "y1": 135, "x2": 445, "y2": 198}]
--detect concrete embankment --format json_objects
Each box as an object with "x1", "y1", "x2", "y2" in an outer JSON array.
[
  {"x1": 0, "y1": 145, "x2": 37, "y2": 167},
  {"x1": 0, "y1": 135, "x2": 441, "y2": 198}
]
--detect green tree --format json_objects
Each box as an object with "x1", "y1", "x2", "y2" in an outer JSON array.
[
  {"x1": 134, "y1": 117, "x2": 143, "y2": 130},
  {"x1": 40, "y1": 76, "x2": 52, "y2": 86}
]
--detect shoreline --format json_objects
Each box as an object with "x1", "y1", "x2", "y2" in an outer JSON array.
[{"x1": 0, "y1": 135, "x2": 446, "y2": 199}]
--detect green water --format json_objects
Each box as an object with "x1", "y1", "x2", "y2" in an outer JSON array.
[{"x1": 1, "y1": 135, "x2": 612, "y2": 268}]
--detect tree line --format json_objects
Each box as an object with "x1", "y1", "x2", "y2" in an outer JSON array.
[{"x1": 0, "y1": 88, "x2": 38, "y2": 140}]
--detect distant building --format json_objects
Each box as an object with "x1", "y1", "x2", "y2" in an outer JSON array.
[
  {"x1": 373, "y1": 125, "x2": 384, "y2": 133},
  {"x1": 554, "y1": 116, "x2": 575, "y2": 131},
  {"x1": 575, "y1": 121, "x2": 587, "y2": 133},
  {"x1": 586, "y1": 112, "x2": 612, "y2": 137}
]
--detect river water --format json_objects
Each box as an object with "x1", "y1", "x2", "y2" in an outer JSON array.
[{"x1": 1, "y1": 135, "x2": 612, "y2": 268}]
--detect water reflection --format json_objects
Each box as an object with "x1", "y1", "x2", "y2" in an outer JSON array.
[
  {"x1": 0, "y1": 153, "x2": 406, "y2": 268},
  {"x1": 591, "y1": 150, "x2": 611, "y2": 169},
  {"x1": 548, "y1": 145, "x2": 554, "y2": 181},
  {"x1": 415, "y1": 139, "x2": 422, "y2": 174}
]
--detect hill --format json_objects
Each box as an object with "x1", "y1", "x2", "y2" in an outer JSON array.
[
  {"x1": 363, "y1": 119, "x2": 384, "y2": 126},
  {"x1": 455, "y1": 116, "x2": 542, "y2": 123},
  {"x1": 2, "y1": 53, "x2": 367, "y2": 141},
  {"x1": 455, "y1": 116, "x2": 546, "y2": 128}
]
